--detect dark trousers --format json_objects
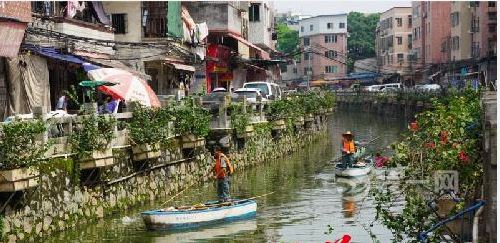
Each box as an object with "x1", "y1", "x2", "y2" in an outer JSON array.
[
  {"x1": 217, "y1": 177, "x2": 230, "y2": 201},
  {"x1": 341, "y1": 152, "x2": 353, "y2": 168}
]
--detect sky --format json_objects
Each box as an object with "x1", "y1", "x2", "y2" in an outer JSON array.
[{"x1": 274, "y1": 0, "x2": 412, "y2": 15}]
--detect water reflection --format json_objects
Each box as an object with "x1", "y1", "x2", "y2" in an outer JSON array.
[{"x1": 151, "y1": 219, "x2": 257, "y2": 243}]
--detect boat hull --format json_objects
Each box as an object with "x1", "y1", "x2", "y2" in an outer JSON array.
[
  {"x1": 141, "y1": 200, "x2": 257, "y2": 230},
  {"x1": 335, "y1": 166, "x2": 372, "y2": 177}
]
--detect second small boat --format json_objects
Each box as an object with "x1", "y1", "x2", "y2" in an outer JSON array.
[{"x1": 334, "y1": 156, "x2": 373, "y2": 177}]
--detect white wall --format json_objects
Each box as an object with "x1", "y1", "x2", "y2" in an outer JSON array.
[
  {"x1": 103, "y1": 1, "x2": 142, "y2": 43},
  {"x1": 299, "y1": 14, "x2": 347, "y2": 37}
]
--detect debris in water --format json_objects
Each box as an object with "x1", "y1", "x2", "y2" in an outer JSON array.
[{"x1": 121, "y1": 216, "x2": 136, "y2": 224}]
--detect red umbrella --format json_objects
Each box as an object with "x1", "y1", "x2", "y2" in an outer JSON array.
[{"x1": 86, "y1": 68, "x2": 160, "y2": 107}]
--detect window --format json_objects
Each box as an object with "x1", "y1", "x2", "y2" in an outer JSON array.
[
  {"x1": 408, "y1": 34, "x2": 412, "y2": 48},
  {"x1": 451, "y1": 36, "x2": 460, "y2": 50},
  {"x1": 301, "y1": 26, "x2": 304, "y2": 32},
  {"x1": 324, "y1": 34, "x2": 337, "y2": 43},
  {"x1": 293, "y1": 68, "x2": 297, "y2": 74},
  {"x1": 303, "y1": 37, "x2": 310, "y2": 46},
  {"x1": 304, "y1": 67, "x2": 312, "y2": 75},
  {"x1": 396, "y1": 36, "x2": 403, "y2": 45},
  {"x1": 408, "y1": 15, "x2": 412, "y2": 28},
  {"x1": 339, "y1": 22, "x2": 345, "y2": 28},
  {"x1": 142, "y1": 2, "x2": 169, "y2": 38},
  {"x1": 280, "y1": 64, "x2": 288, "y2": 73},
  {"x1": 325, "y1": 66, "x2": 338, "y2": 73},
  {"x1": 451, "y1": 12, "x2": 460, "y2": 27},
  {"x1": 327, "y1": 23, "x2": 333, "y2": 29},
  {"x1": 325, "y1": 50, "x2": 337, "y2": 59},
  {"x1": 397, "y1": 53, "x2": 404, "y2": 63},
  {"x1": 488, "y1": 1, "x2": 495, "y2": 7},
  {"x1": 488, "y1": 12, "x2": 496, "y2": 21},
  {"x1": 249, "y1": 4, "x2": 260, "y2": 22},
  {"x1": 111, "y1": 14, "x2": 126, "y2": 34},
  {"x1": 304, "y1": 52, "x2": 313, "y2": 61},
  {"x1": 396, "y1": 18, "x2": 402, "y2": 27},
  {"x1": 310, "y1": 24, "x2": 314, "y2": 31},
  {"x1": 489, "y1": 23, "x2": 496, "y2": 33},
  {"x1": 469, "y1": 1, "x2": 480, "y2": 7}
]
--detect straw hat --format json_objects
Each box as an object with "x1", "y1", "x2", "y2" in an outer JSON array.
[{"x1": 342, "y1": 131, "x2": 353, "y2": 136}]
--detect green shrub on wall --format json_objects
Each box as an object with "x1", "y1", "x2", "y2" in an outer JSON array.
[
  {"x1": 172, "y1": 103, "x2": 211, "y2": 138},
  {"x1": 69, "y1": 114, "x2": 116, "y2": 158},
  {"x1": 229, "y1": 103, "x2": 251, "y2": 135},
  {"x1": 0, "y1": 120, "x2": 50, "y2": 170},
  {"x1": 129, "y1": 103, "x2": 172, "y2": 145}
]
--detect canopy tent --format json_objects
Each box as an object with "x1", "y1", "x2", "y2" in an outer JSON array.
[{"x1": 83, "y1": 64, "x2": 160, "y2": 107}]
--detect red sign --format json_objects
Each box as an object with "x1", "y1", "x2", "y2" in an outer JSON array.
[{"x1": 0, "y1": 22, "x2": 27, "y2": 58}]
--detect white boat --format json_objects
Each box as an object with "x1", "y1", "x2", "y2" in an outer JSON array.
[
  {"x1": 334, "y1": 157, "x2": 373, "y2": 177},
  {"x1": 141, "y1": 199, "x2": 257, "y2": 230}
]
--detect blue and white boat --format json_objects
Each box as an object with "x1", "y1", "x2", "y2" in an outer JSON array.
[{"x1": 141, "y1": 199, "x2": 257, "y2": 230}]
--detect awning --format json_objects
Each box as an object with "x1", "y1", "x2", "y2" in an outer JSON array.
[
  {"x1": 23, "y1": 45, "x2": 88, "y2": 64},
  {"x1": 226, "y1": 33, "x2": 270, "y2": 60},
  {"x1": 0, "y1": 22, "x2": 28, "y2": 58},
  {"x1": 169, "y1": 62, "x2": 195, "y2": 72},
  {"x1": 77, "y1": 52, "x2": 151, "y2": 80}
]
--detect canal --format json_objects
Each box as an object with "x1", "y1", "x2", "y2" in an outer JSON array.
[{"x1": 47, "y1": 110, "x2": 406, "y2": 243}]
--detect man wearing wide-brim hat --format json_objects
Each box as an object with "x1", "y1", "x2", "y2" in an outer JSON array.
[{"x1": 341, "y1": 131, "x2": 356, "y2": 168}]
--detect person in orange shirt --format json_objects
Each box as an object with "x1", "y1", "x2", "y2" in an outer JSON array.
[
  {"x1": 341, "y1": 131, "x2": 356, "y2": 168},
  {"x1": 213, "y1": 146, "x2": 234, "y2": 202}
]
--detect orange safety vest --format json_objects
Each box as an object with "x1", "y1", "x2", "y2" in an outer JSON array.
[
  {"x1": 214, "y1": 153, "x2": 234, "y2": 179},
  {"x1": 342, "y1": 139, "x2": 356, "y2": 153}
]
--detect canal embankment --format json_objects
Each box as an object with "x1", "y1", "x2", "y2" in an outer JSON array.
[{"x1": 0, "y1": 92, "x2": 334, "y2": 242}]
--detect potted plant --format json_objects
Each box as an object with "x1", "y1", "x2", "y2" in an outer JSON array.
[
  {"x1": 129, "y1": 103, "x2": 171, "y2": 161},
  {"x1": 0, "y1": 120, "x2": 49, "y2": 192},
  {"x1": 230, "y1": 103, "x2": 253, "y2": 138},
  {"x1": 172, "y1": 103, "x2": 211, "y2": 149},
  {"x1": 70, "y1": 114, "x2": 116, "y2": 169}
]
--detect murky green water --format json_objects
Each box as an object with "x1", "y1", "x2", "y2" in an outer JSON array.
[{"x1": 47, "y1": 111, "x2": 406, "y2": 243}]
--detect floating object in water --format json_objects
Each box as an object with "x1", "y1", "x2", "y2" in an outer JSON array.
[{"x1": 121, "y1": 216, "x2": 136, "y2": 224}]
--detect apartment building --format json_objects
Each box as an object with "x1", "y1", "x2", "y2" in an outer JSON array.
[
  {"x1": 248, "y1": 1, "x2": 281, "y2": 83},
  {"x1": 375, "y1": 7, "x2": 413, "y2": 79},
  {"x1": 103, "y1": 2, "x2": 202, "y2": 97},
  {"x1": 411, "y1": 1, "x2": 451, "y2": 66},
  {"x1": 298, "y1": 14, "x2": 348, "y2": 81},
  {"x1": 187, "y1": 2, "x2": 276, "y2": 92}
]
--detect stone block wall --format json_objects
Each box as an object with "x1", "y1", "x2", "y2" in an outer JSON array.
[{"x1": 1, "y1": 117, "x2": 328, "y2": 242}]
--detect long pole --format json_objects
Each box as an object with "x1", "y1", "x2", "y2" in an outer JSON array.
[{"x1": 307, "y1": 46, "x2": 311, "y2": 91}]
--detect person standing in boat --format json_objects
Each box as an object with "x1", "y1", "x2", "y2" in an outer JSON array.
[
  {"x1": 341, "y1": 131, "x2": 356, "y2": 168},
  {"x1": 213, "y1": 146, "x2": 234, "y2": 202}
]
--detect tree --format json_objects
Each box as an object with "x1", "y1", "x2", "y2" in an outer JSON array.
[
  {"x1": 347, "y1": 12, "x2": 380, "y2": 72},
  {"x1": 276, "y1": 23, "x2": 299, "y2": 56}
]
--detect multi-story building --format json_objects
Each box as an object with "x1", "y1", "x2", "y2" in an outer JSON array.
[
  {"x1": 298, "y1": 14, "x2": 348, "y2": 81},
  {"x1": 187, "y1": 1, "x2": 273, "y2": 92},
  {"x1": 411, "y1": 1, "x2": 451, "y2": 65},
  {"x1": 274, "y1": 11, "x2": 311, "y2": 31},
  {"x1": 103, "y1": 2, "x2": 200, "y2": 98},
  {"x1": 375, "y1": 7, "x2": 412, "y2": 81}
]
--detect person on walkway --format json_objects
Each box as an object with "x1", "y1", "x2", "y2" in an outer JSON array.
[
  {"x1": 213, "y1": 146, "x2": 234, "y2": 202},
  {"x1": 374, "y1": 152, "x2": 389, "y2": 168},
  {"x1": 341, "y1": 131, "x2": 356, "y2": 168},
  {"x1": 56, "y1": 94, "x2": 68, "y2": 111},
  {"x1": 105, "y1": 97, "x2": 120, "y2": 114}
]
